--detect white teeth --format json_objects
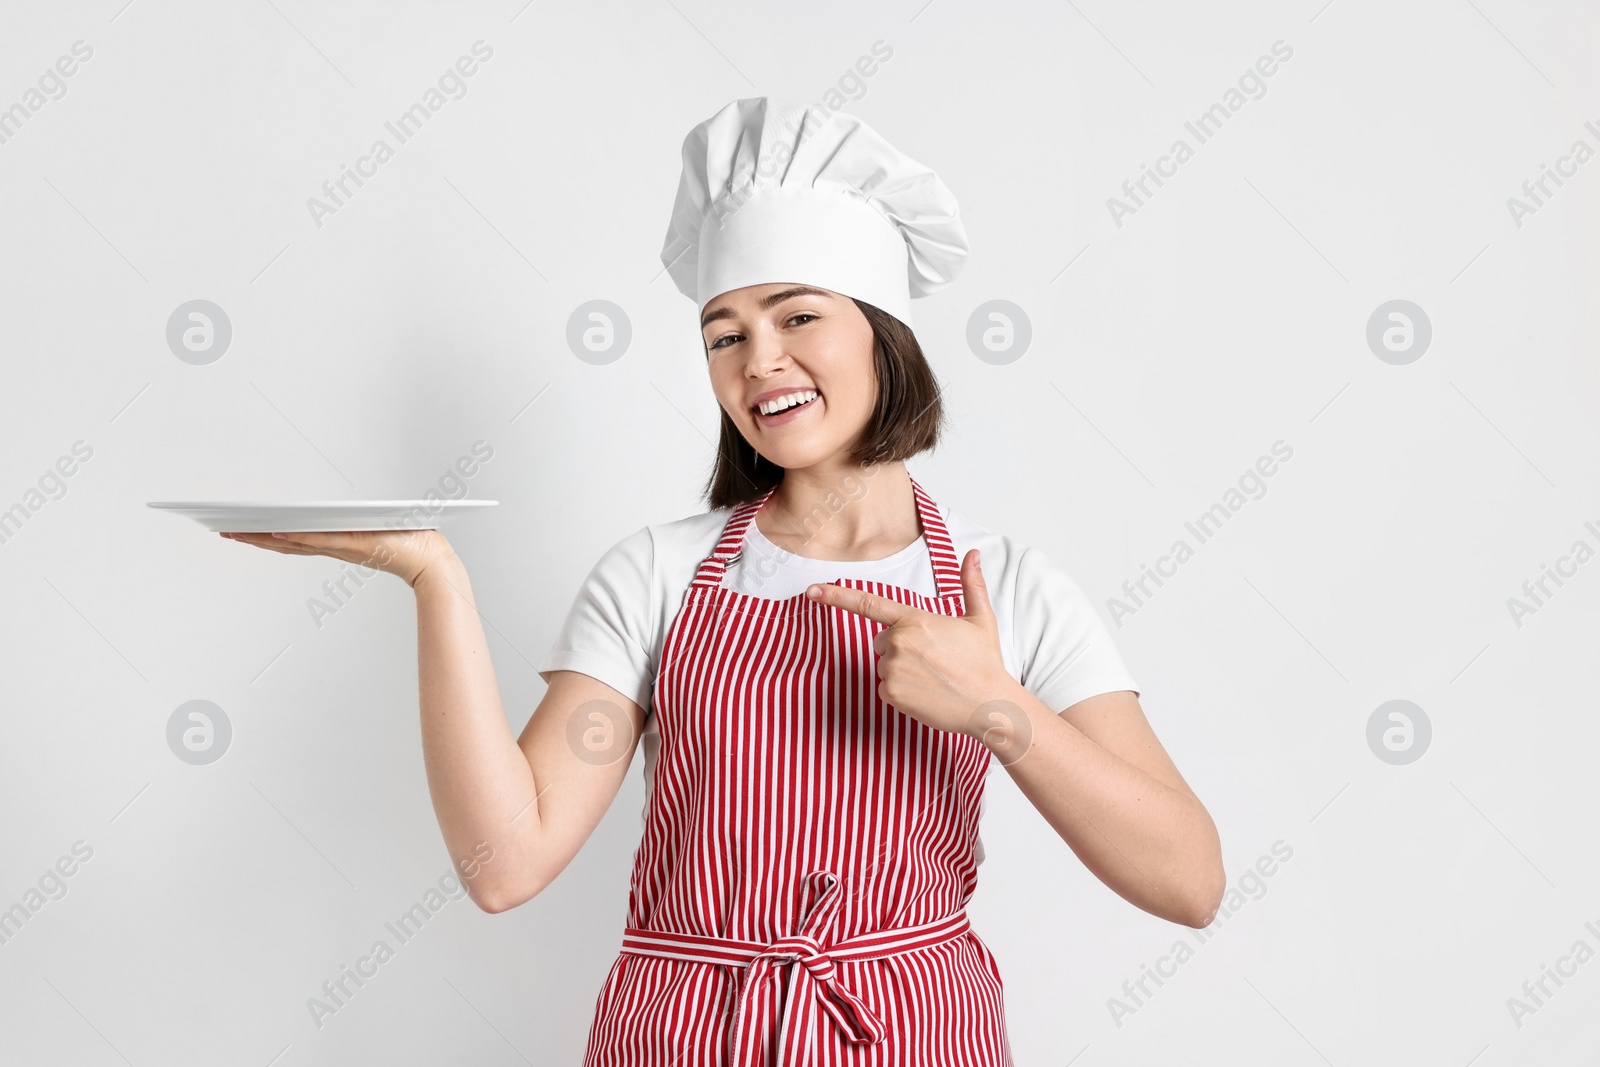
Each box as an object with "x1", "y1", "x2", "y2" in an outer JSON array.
[{"x1": 757, "y1": 389, "x2": 819, "y2": 416}]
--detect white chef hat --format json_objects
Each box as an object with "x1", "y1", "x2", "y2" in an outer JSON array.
[{"x1": 660, "y1": 97, "x2": 968, "y2": 329}]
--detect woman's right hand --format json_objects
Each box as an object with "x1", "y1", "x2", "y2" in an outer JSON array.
[{"x1": 220, "y1": 527, "x2": 457, "y2": 588}]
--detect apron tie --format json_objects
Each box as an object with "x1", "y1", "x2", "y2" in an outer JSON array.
[
  {"x1": 620, "y1": 869, "x2": 974, "y2": 1067},
  {"x1": 729, "y1": 871, "x2": 883, "y2": 1066}
]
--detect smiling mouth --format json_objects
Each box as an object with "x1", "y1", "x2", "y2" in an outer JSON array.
[
  {"x1": 753, "y1": 391, "x2": 822, "y2": 419},
  {"x1": 752, "y1": 395, "x2": 819, "y2": 415}
]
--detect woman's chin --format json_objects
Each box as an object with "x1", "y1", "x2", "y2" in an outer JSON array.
[
  {"x1": 743, "y1": 411, "x2": 860, "y2": 472},
  {"x1": 752, "y1": 438, "x2": 830, "y2": 471}
]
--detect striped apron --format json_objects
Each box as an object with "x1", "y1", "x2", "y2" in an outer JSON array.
[{"x1": 583, "y1": 476, "x2": 1013, "y2": 1066}]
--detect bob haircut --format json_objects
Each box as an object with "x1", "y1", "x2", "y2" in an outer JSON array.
[{"x1": 701, "y1": 298, "x2": 946, "y2": 511}]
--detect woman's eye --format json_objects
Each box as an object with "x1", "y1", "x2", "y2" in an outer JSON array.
[{"x1": 706, "y1": 314, "x2": 813, "y2": 351}]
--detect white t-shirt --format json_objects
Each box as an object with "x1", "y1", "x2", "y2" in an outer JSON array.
[{"x1": 537, "y1": 500, "x2": 1141, "y2": 868}]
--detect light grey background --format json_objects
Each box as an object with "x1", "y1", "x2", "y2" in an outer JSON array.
[{"x1": 2, "y1": 0, "x2": 1597, "y2": 1063}]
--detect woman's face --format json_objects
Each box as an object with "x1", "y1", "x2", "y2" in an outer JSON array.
[{"x1": 701, "y1": 282, "x2": 877, "y2": 471}]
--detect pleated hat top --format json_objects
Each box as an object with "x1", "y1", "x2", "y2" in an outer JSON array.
[{"x1": 660, "y1": 96, "x2": 969, "y2": 329}]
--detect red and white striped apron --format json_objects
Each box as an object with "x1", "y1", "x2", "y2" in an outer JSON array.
[{"x1": 584, "y1": 476, "x2": 1013, "y2": 1066}]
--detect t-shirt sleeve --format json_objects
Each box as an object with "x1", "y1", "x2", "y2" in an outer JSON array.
[
  {"x1": 536, "y1": 525, "x2": 656, "y2": 712},
  {"x1": 1013, "y1": 544, "x2": 1140, "y2": 712}
]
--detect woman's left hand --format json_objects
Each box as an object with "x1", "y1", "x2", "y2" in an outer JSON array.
[{"x1": 806, "y1": 548, "x2": 1020, "y2": 739}]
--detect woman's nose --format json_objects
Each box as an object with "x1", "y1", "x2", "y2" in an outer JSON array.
[{"x1": 742, "y1": 326, "x2": 789, "y2": 372}]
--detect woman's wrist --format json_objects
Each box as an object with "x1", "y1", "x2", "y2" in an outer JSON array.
[{"x1": 409, "y1": 539, "x2": 466, "y2": 592}]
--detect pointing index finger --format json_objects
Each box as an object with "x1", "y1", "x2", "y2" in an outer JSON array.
[{"x1": 806, "y1": 582, "x2": 916, "y2": 626}]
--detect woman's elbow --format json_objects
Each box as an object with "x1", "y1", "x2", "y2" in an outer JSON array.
[
  {"x1": 1181, "y1": 841, "x2": 1228, "y2": 929},
  {"x1": 471, "y1": 889, "x2": 516, "y2": 915},
  {"x1": 468, "y1": 871, "x2": 546, "y2": 915}
]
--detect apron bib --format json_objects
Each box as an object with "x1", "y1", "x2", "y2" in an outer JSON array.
[{"x1": 583, "y1": 476, "x2": 1013, "y2": 1066}]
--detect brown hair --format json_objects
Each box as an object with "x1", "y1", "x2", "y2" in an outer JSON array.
[{"x1": 700, "y1": 298, "x2": 946, "y2": 510}]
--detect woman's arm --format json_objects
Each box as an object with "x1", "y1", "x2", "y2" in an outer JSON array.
[
  {"x1": 978, "y1": 684, "x2": 1225, "y2": 928},
  {"x1": 225, "y1": 528, "x2": 646, "y2": 913},
  {"x1": 805, "y1": 547, "x2": 1224, "y2": 928},
  {"x1": 413, "y1": 550, "x2": 646, "y2": 913}
]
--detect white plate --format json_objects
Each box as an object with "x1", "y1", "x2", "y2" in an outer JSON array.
[{"x1": 147, "y1": 500, "x2": 498, "y2": 532}]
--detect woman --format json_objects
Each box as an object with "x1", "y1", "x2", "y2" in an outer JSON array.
[{"x1": 226, "y1": 98, "x2": 1224, "y2": 1065}]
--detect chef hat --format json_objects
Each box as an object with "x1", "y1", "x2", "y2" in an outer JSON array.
[{"x1": 660, "y1": 97, "x2": 968, "y2": 329}]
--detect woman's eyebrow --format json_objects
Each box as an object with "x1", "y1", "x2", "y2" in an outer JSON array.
[{"x1": 700, "y1": 286, "x2": 833, "y2": 330}]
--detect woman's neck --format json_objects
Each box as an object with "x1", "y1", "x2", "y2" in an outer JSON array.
[{"x1": 754, "y1": 462, "x2": 921, "y2": 562}]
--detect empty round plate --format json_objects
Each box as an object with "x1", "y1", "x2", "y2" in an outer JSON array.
[{"x1": 147, "y1": 500, "x2": 498, "y2": 532}]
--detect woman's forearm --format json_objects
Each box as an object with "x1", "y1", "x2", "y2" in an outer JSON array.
[
  {"x1": 412, "y1": 553, "x2": 541, "y2": 906},
  {"x1": 978, "y1": 681, "x2": 1224, "y2": 927}
]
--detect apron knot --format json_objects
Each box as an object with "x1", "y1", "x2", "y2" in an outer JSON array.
[
  {"x1": 618, "y1": 904, "x2": 976, "y2": 1067},
  {"x1": 728, "y1": 870, "x2": 889, "y2": 1066}
]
